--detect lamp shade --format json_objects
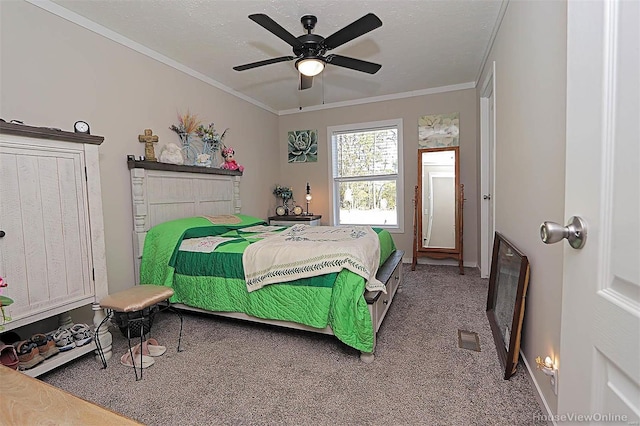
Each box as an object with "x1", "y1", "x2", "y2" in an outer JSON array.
[{"x1": 296, "y1": 58, "x2": 325, "y2": 77}]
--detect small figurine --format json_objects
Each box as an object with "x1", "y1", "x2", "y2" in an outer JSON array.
[
  {"x1": 159, "y1": 143, "x2": 184, "y2": 165},
  {"x1": 220, "y1": 147, "x2": 244, "y2": 172},
  {"x1": 196, "y1": 153, "x2": 212, "y2": 167}
]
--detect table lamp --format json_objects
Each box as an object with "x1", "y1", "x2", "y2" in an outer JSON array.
[{"x1": 305, "y1": 182, "x2": 313, "y2": 215}]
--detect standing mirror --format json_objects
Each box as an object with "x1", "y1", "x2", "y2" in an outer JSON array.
[{"x1": 412, "y1": 146, "x2": 464, "y2": 274}]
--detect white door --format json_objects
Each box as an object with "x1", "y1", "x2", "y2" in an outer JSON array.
[
  {"x1": 480, "y1": 62, "x2": 496, "y2": 278},
  {"x1": 558, "y1": 0, "x2": 639, "y2": 422}
]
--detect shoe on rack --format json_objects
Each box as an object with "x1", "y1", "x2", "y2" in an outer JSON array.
[
  {"x1": 13, "y1": 340, "x2": 45, "y2": 370},
  {"x1": 51, "y1": 327, "x2": 75, "y2": 352},
  {"x1": 0, "y1": 344, "x2": 19, "y2": 370},
  {"x1": 0, "y1": 331, "x2": 21, "y2": 346},
  {"x1": 30, "y1": 333, "x2": 59, "y2": 359},
  {"x1": 70, "y1": 323, "x2": 93, "y2": 347}
]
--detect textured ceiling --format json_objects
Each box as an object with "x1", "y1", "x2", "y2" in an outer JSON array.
[{"x1": 49, "y1": 0, "x2": 505, "y2": 113}]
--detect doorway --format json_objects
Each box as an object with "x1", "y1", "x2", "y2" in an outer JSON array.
[{"x1": 480, "y1": 61, "x2": 496, "y2": 278}]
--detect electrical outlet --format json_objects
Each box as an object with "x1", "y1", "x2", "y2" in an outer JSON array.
[
  {"x1": 550, "y1": 368, "x2": 558, "y2": 395},
  {"x1": 535, "y1": 356, "x2": 558, "y2": 395}
]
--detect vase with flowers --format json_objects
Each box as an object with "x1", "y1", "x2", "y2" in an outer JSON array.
[
  {"x1": 196, "y1": 123, "x2": 228, "y2": 167},
  {"x1": 169, "y1": 110, "x2": 201, "y2": 165},
  {"x1": 273, "y1": 185, "x2": 293, "y2": 214}
]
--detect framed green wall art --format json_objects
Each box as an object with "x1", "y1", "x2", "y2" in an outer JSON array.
[{"x1": 288, "y1": 129, "x2": 318, "y2": 163}]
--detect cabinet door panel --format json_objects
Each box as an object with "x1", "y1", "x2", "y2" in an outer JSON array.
[
  {"x1": 0, "y1": 146, "x2": 92, "y2": 321},
  {"x1": 39, "y1": 157, "x2": 67, "y2": 299},
  {"x1": 0, "y1": 152, "x2": 29, "y2": 311},
  {"x1": 17, "y1": 154, "x2": 49, "y2": 306}
]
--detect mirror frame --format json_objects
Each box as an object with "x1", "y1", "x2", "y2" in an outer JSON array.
[
  {"x1": 413, "y1": 146, "x2": 463, "y2": 273},
  {"x1": 486, "y1": 232, "x2": 531, "y2": 380}
]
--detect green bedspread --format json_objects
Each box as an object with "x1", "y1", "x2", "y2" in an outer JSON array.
[
  {"x1": 140, "y1": 215, "x2": 266, "y2": 287},
  {"x1": 139, "y1": 215, "x2": 396, "y2": 353}
]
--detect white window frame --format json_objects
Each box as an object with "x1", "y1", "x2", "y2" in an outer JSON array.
[{"x1": 327, "y1": 118, "x2": 404, "y2": 233}]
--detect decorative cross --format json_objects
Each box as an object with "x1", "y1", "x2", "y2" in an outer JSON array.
[{"x1": 138, "y1": 129, "x2": 159, "y2": 161}]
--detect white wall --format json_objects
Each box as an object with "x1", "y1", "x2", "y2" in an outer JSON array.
[
  {"x1": 477, "y1": 0, "x2": 567, "y2": 414},
  {"x1": 0, "y1": 1, "x2": 280, "y2": 297}
]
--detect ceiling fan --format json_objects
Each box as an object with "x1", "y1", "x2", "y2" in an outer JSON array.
[{"x1": 233, "y1": 13, "x2": 383, "y2": 90}]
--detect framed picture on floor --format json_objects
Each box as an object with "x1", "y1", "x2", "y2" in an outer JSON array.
[{"x1": 486, "y1": 232, "x2": 530, "y2": 379}]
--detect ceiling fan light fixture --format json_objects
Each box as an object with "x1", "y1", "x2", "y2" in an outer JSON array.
[
  {"x1": 235, "y1": 13, "x2": 383, "y2": 91},
  {"x1": 296, "y1": 57, "x2": 325, "y2": 76}
]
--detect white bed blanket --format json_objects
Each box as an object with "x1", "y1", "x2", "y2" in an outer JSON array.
[{"x1": 243, "y1": 224, "x2": 385, "y2": 293}]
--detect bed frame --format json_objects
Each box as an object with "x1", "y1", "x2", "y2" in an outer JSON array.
[{"x1": 128, "y1": 159, "x2": 403, "y2": 362}]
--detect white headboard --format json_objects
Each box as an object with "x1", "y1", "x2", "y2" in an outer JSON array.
[{"x1": 129, "y1": 160, "x2": 242, "y2": 282}]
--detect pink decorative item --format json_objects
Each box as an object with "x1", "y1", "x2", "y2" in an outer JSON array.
[{"x1": 220, "y1": 147, "x2": 244, "y2": 172}]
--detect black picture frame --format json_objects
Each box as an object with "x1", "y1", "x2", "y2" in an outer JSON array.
[{"x1": 486, "y1": 232, "x2": 530, "y2": 379}]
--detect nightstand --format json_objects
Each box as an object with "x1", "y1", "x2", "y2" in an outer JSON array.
[{"x1": 268, "y1": 215, "x2": 322, "y2": 226}]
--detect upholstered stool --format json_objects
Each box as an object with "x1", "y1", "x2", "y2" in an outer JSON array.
[{"x1": 96, "y1": 285, "x2": 183, "y2": 380}]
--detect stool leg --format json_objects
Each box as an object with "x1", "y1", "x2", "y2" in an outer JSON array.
[
  {"x1": 165, "y1": 304, "x2": 183, "y2": 352},
  {"x1": 95, "y1": 310, "x2": 113, "y2": 369},
  {"x1": 139, "y1": 318, "x2": 145, "y2": 380},
  {"x1": 125, "y1": 315, "x2": 144, "y2": 381}
]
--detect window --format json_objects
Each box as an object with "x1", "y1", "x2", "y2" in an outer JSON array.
[{"x1": 328, "y1": 119, "x2": 403, "y2": 231}]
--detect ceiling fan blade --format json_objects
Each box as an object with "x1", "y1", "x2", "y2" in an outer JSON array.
[
  {"x1": 299, "y1": 74, "x2": 313, "y2": 90},
  {"x1": 233, "y1": 56, "x2": 295, "y2": 71},
  {"x1": 249, "y1": 14, "x2": 304, "y2": 49},
  {"x1": 323, "y1": 13, "x2": 382, "y2": 50},
  {"x1": 326, "y1": 54, "x2": 382, "y2": 74}
]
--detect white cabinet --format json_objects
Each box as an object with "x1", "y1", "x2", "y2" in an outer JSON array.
[{"x1": 0, "y1": 122, "x2": 112, "y2": 376}]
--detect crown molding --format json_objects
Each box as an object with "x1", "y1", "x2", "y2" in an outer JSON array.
[
  {"x1": 475, "y1": 0, "x2": 510, "y2": 87},
  {"x1": 278, "y1": 82, "x2": 477, "y2": 115}
]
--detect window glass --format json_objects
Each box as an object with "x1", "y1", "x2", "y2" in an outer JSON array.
[{"x1": 329, "y1": 119, "x2": 403, "y2": 230}]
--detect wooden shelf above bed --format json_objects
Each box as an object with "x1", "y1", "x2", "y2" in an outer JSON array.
[{"x1": 127, "y1": 158, "x2": 242, "y2": 176}]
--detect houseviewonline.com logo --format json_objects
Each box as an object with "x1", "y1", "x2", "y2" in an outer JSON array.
[{"x1": 533, "y1": 412, "x2": 633, "y2": 423}]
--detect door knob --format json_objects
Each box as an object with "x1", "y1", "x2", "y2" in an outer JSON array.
[{"x1": 540, "y1": 216, "x2": 587, "y2": 249}]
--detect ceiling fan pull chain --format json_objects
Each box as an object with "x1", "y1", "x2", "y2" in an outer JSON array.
[{"x1": 322, "y1": 71, "x2": 325, "y2": 105}]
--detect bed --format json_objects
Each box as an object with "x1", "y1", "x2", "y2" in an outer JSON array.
[{"x1": 129, "y1": 160, "x2": 403, "y2": 362}]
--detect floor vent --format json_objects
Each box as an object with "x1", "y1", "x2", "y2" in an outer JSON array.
[{"x1": 458, "y1": 329, "x2": 481, "y2": 352}]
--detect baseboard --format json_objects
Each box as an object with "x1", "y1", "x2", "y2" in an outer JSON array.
[
  {"x1": 402, "y1": 257, "x2": 478, "y2": 269},
  {"x1": 520, "y1": 350, "x2": 557, "y2": 426}
]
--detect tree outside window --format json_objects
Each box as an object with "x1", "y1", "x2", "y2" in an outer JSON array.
[{"x1": 329, "y1": 119, "x2": 403, "y2": 230}]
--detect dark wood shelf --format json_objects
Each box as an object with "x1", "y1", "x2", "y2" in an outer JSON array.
[
  {"x1": 127, "y1": 159, "x2": 242, "y2": 176},
  {"x1": 268, "y1": 215, "x2": 322, "y2": 222},
  {"x1": 0, "y1": 121, "x2": 103, "y2": 145}
]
